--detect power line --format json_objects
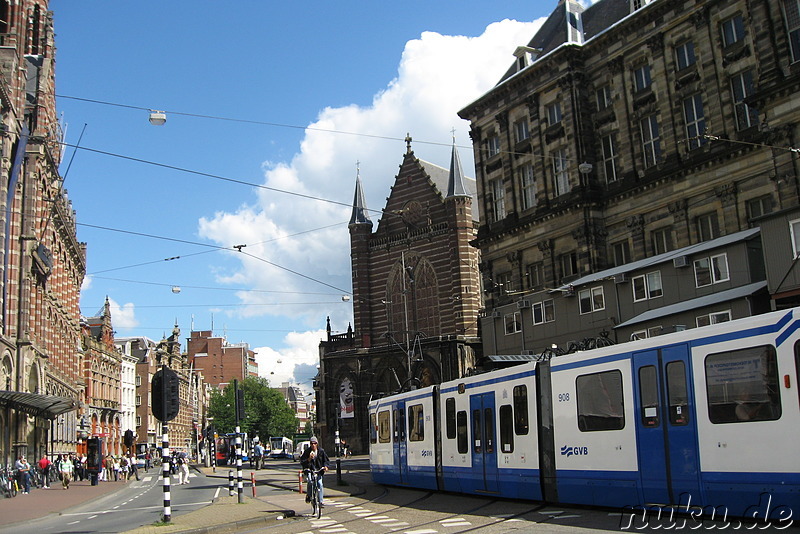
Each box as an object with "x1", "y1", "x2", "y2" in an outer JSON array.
[{"x1": 91, "y1": 275, "x2": 343, "y2": 296}]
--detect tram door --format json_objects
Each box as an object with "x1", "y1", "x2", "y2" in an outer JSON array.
[
  {"x1": 470, "y1": 392, "x2": 498, "y2": 493},
  {"x1": 633, "y1": 345, "x2": 701, "y2": 506},
  {"x1": 392, "y1": 402, "x2": 408, "y2": 484}
]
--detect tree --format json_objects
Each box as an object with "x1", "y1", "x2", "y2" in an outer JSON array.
[{"x1": 208, "y1": 377, "x2": 298, "y2": 439}]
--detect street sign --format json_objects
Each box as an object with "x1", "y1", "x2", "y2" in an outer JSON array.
[{"x1": 151, "y1": 367, "x2": 180, "y2": 422}]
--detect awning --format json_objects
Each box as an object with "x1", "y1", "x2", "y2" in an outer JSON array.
[
  {"x1": 0, "y1": 390, "x2": 81, "y2": 419},
  {"x1": 614, "y1": 281, "x2": 768, "y2": 329}
]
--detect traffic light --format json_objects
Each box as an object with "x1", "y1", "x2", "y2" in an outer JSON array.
[
  {"x1": 152, "y1": 367, "x2": 180, "y2": 422},
  {"x1": 124, "y1": 429, "x2": 134, "y2": 448},
  {"x1": 86, "y1": 437, "x2": 102, "y2": 471}
]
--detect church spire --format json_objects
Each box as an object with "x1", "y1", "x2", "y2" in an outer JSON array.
[
  {"x1": 349, "y1": 163, "x2": 372, "y2": 225},
  {"x1": 446, "y1": 133, "x2": 469, "y2": 198}
]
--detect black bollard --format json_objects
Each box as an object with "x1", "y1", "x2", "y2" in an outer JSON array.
[
  {"x1": 228, "y1": 470, "x2": 235, "y2": 496},
  {"x1": 336, "y1": 458, "x2": 342, "y2": 485}
]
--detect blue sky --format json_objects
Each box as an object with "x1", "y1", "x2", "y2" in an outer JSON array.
[{"x1": 50, "y1": 1, "x2": 549, "y2": 394}]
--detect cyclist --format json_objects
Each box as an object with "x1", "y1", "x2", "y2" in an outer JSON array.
[{"x1": 299, "y1": 436, "x2": 329, "y2": 507}]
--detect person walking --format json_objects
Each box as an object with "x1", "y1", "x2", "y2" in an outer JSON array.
[
  {"x1": 299, "y1": 437, "x2": 329, "y2": 508},
  {"x1": 14, "y1": 456, "x2": 31, "y2": 494},
  {"x1": 128, "y1": 454, "x2": 140, "y2": 481},
  {"x1": 177, "y1": 454, "x2": 190, "y2": 484},
  {"x1": 38, "y1": 454, "x2": 52, "y2": 488},
  {"x1": 60, "y1": 454, "x2": 73, "y2": 489}
]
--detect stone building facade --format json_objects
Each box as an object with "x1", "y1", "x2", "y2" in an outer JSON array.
[
  {"x1": 458, "y1": 0, "x2": 800, "y2": 355},
  {"x1": 0, "y1": 0, "x2": 85, "y2": 464},
  {"x1": 316, "y1": 140, "x2": 483, "y2": 454}
]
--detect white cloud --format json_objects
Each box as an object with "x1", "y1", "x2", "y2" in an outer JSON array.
[
  {"x1": 199, "y1": 18, "x2": 544, "y2": 386},
  {"x1": 108, "y1": 297, "x2": 139, "y2": 329},
  {"x1": 254, "y1": 329, "x2": 326, "y2": 396},
  {"x1": 81, "y1": 275, "x2": 92, "y2": 292}
]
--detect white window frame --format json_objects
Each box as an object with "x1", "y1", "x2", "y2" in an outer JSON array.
[
  {"x1": 731, "y1": 70, "x2": 758, "y2": 131},
  {"x1": 641, "y1": 115, "x2": 661, "y2": 168},
  {"x1": 485, "y1": 135, "x2": 501, "y2": 157},
  {"x1": 520, "y1": 163, "x2": 536, "y2": 210},
  {"x1": 782, "y1": 0, "x2": 800, "y2": 62},
  {"x1": 504, "y1": 312, "x2": 522, "y2": 334},
  {"x1": 601, "y1": 134, "x2": 618, "y2": 183},
  {"x1": 552, "y1": 149, "x2": 569, "y2": 196},
  {"x1": 684, "y1": 94, "x2": 706, "y2": 150},
  {"x1": 790, "y1": 218, "x2": 800, "y2": 258},
  {"x1": 675, "y1": 40, "x2": 696, "y2": 70},
  {"x1": 596, "y1": 85, "x2": 612, "y2": 110},
  {"x1": 634, "y1": 64, "x2": 652, "y2": 92},
  {"x1": 135, "y1": 395, "x2": 141, "y2": 407},
  {"x1": 721, "y1": 14, "x2": 745, "y2": 48},
  {"x1": 136, "y1": 415, "x2": 142, "y2": 427},
  {"x1": 490, "y1": 178, "x2": 506, "y2": 222},
  {"x1": 514, "y1": 119, "x2": 530, "y2": 143},
  {"x1": 697, "y1": 213, "x2": 717, "y2": 242},
  {"x1": 135, "y1": 375, "x2": 141, "y2": 387},
  {"x1": 579, "y1": 286, "x2": 605, "y2": 314},
  {"x1": 696, "y1": 310, "x2": 732, "y2": 327},
  {"x1": 632, "y1": 271, "x2": 663, "y2": 301},
  {"x1": 533, "y1": 299, "x2": 555, "y2": 325},
  {"x1": 546, "y1": 102, "x2": 562, "y2": 126},
  {"x1": 694, "y1": 253, "x2": 730, "y2": 287}
]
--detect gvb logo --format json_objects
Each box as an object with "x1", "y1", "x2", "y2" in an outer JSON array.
[{"x1": 560, "y1": 445, "x2": 588, "y2": 457}]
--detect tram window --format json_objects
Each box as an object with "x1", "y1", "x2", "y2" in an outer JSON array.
[
  {"x1": 666, "y1": 361, "x2": 689, "y2": 425},
  {"x1": 456, "y1": 410, "x2": 468, "y2": 453},
  {"x1": 393, "y1": 408, "x2": 406, "y2": 441},
  {"x1": 408, "y1": 404, "x2": 424, "y2": 441},
  {"x1": 472, "y1": 409, "x2": 483, "y2": 452},
  {"x1": 499, "y1": 405, "x2": 514, "y2": 453},
  {"x1": 576, "y1": 370, "x2": 625, "y2": 431},
  {"x1": 446, "y1": 397, "x2": 456, "y2": 439},
  {"x1": 513, "y1": 385, "x2": 529, "y2": 435},
  {"x1": 639, "y1": 366, "x2": 660, "y2": 427},
  {"x1": 370, "y1": 413, "x2": 378, "y2": 444},
  {"x1": 378, "y1": 410, "x2": 391, "y2": 443},
  {"x1": 484, "y1": 408, "x2": 495, "y2": 453},
  {"x1": 706, "y1": 345, "x2": 781, "y2": 424}
]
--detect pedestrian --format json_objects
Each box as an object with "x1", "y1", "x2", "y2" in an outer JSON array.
[
  {"x1": 128, "y1": 454, "x2": 140, "y2": 481},
  {"x1": 14, "y1": 455, "x2": 31, "y2": 494},
  {"x1": 144, "y1": 452, "x2": 151, "y2": 471},
  {"x1": 38, "y1": 454, "x2": 52, "y2": 488},
  {"x1": 74, "y1": 454, "x2": 84, "y2": 481},
  {"x1": 119, "y1": 455, "x2": 129, "y2": 483},
  {"x1": 60, "y1": 454, "x2": 73, "y2": 489},
  {"x1": 177, "y1": 454, "x2": 190, "y2": 484}
]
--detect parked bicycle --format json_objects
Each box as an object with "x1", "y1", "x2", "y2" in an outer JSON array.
[
  {"x1": 1, "y1": 467, "x2": 18, "y2": 498},
  {"x1": 303, "y1": 468, "x2": 325, "y2": 519}
]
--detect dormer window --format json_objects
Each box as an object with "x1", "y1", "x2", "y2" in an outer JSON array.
[
  {"x1": 632, "y1": 0, "x2": 654, "y2": 11},
  {"x1": 513, "y1": 46, "x2": 541, "y2": 72}
]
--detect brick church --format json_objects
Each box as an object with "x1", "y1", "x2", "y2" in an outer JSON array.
[{"x1": 316, "y1": 136, "x2": 483, "y2": 454}]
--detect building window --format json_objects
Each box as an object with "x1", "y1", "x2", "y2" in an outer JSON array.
[
  {"x1": 634, "y1": 64, "x2": 652, "y2": 92},
  {"x1": 600, "y1": 134, "x2": 619, "y2": 183},
  {"x1": 596, "y1": 84, "x2": 612, "y2": 110},
  {"x1": 135, "y1": 395, "x2": 141, "y2": 407},
  {"x1": 705, "y1": 345, "x2": 781, "y2": 423},
  {"x1": 790, "y1": 219, "x2": 800, "y2": 258},
  {"x1": 783, "y1": 0, "x2": 800, "y2": 62},
  {"x1": 520, "y1": 163, "x2": 537, "y2": 210},
  {"x1": 696, "y1": 310, "x2": 732, "y2": 327},
  {"x1": 576, "y1": 370, "x2": 625, "y2": 431},
  {"x1": 694, "y1": 253, "x2": 730, "y2": 287},
  {"x1": 560, "y1": 252, "x2": 578, "y2": 280},
  {"x1": 484, "y1": 134, "x2": 501, "y2": 158},
  {"x1": 533, "y1": 299, "x2": 555, "y2": 325},
  {"x1": 495, "y1": 271, "x2": 513, "y2": 294},
  {"x1": 612, "y1": 240, "x2": 630, "y2": 267},
  {"x1": 526, "y1": 262, "x2": 543, "y2": 289},
  {"x1": 514, "y1": 119, "x2": 530, "y2": 143},
  {"x1": 696, "y1": 212, "x2": 718, "y2": 242},
  {"x1": 552, "y1": 149, "x2": 569, "y2": 196},
  {"x1": 633, "y1": 271, "x2": 663, "y2": 301},
  {"x1": 746, "y1": 195, "x2": 772, "y2": 221},
  {"x1": 684, "y1": 94, "x2": 706, "y2": 150},
  {"x1": 579, "y1": 287, "x2": 605, "y2": 314},
  {"x1": 546, "y1": 102, "x2": 562, "y2": 126},
  {"x1": 675, "y1": 40, "x2": 696, "y2": 70},
  {"x1": 721, "y1": 14, "x2": 746, "y2": 48},
  {"x1": 731, "y1": 70, "x2": 759, "y2": 130},
  {"x1": 651, "y1": 228, "x2": 672, "y2": 255},
  {"x1": 136, "y1": 416, "x2": 141, "y2": 427},
  {"x1": 641, "y1": 115, "x2": 661, "y2": 168},
  {"x1": 505, "y1": 312, "x2": 522, "y2": 334},
  {"x1": 490, "y1": 178, "x2": 506, "y2": 222},
  {"x1": 135, "y1": 375, "x2": 141, "y2": 387}
]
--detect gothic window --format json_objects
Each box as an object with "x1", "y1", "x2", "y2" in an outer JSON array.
[{"x1": 386, "y1": 255, "x2": 440, "y2": 339}]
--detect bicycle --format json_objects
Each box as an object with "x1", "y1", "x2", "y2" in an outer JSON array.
[
  {"x1": 303, "y1": 468, "x2": 325, "y2": 519},
  {"x1": 1, "y1": 468, "x2": 18, "y2": 498}
]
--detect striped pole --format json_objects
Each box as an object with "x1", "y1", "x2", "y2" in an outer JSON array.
[
  {"x1": 235, "y1": 426, "x2": 243, "y2": 503},
  {"x1": 162, "y1": 424, "x2": 171, "y2": 522}
]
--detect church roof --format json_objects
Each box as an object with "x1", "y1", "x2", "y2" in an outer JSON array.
[
  {"x1": 349, "y1": 172, "x2": 372, "y2": 226},
  {"x1": 417, "y1": 158, "x2": 478, "y2": 222},
  {"x1": 446, "y1": 142, "x2": 470, "y2": 199}
]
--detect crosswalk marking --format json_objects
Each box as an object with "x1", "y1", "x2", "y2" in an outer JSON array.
[
  {"x1": 440, "y1": 517, "x2": 471, "y2": 527},
  {"x1": 404, "y1": 530, "x2": 438, "y2": 534}
]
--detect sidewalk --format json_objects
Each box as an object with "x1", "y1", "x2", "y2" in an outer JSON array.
[
  {"x1": 122, "y1": 458, "x2": 367, "y2": 534},
  {"x1": 0, "y1": 476, "x2": 127, "y2": 528}
]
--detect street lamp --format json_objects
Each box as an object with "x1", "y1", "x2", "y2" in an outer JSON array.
[{"x1": 148, "y1": 110, "x2": 167, "y2": 126}]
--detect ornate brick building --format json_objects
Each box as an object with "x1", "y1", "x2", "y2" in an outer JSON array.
[
  {"x1": 316, "y1": 139, "x2": 483, "y2": 454},
  {"x1": 186, "y1": 330, "x2": 258, "y2": 389},
  {"x1": 458, "y1": 0, "x2": 800, "y2": 355},
  {"x1": 0, "y1": 0, "x2": 85, "y2": 464}
]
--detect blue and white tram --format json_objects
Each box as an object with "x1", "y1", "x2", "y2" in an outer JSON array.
[{"x1": 369, "y1": 307, "x2": 800, "y2": 517}]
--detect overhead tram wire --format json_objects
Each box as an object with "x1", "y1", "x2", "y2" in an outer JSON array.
[{"x1": 90, "y1": 275, "x2": 343, "y2": 297}]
